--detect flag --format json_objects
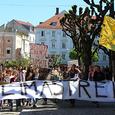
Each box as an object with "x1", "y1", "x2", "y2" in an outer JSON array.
[{"x1": 99, "y1": 16, "x2": 115, "y2": 51}]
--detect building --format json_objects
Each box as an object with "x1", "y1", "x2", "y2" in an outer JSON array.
[
  {"x1": 0, "y1": 19, "x2": 35, "y2": 58},
  {"x1": 35, "y1": 8, "x2": 109, "y2": 67},
  {"x1": 35, "y1": 8, "x2": 73, "y2": 65},
  {"x1": 0, "y1": 32, "x2": 22, "y2": 63}
]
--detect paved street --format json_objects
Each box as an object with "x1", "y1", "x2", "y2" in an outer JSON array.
[{"x1": 0, "y1": 99, "x2": 115, "y2": 115}]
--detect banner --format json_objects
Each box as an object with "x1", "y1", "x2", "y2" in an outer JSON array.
[
  {"x1": 68, "y1": 60, "x2": 78, "y2": 67},
  {"x1": 30, "y1": 43, "x2": 48, "y2": 68},
  {"x1": 99, "y1": 16, "x2": 115, "y2": 51},
  {"x1": 0, "y1": 80, "x2": 115, "y2": 102}
]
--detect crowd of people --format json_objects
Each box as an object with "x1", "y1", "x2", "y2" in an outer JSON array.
[{"x1": 0, "y1": 64, "x2": 110, "y2": 111}]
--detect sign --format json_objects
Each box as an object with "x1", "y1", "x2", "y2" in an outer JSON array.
[
  {"x1": 30, "y1": 43, "x2": 48, "y2": 57},
  {"x1": 0, "y1": 80, "x2": 115, "y2": 102},
  {"x1": 48, "y1": 58, "x2": 53, "y2": 66},
  {"x1": 30, "y1": 43, "x2": 48, "y2": 68},
  {"x1": 68, "y1": 60, "x2": 78, "y2": 67}
]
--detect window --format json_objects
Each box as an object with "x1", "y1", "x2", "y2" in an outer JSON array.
[
  {"x1": 7, "y1": 39, "x2": 11, "y2": 43},
  {"x1": 103, "y1": 55, "x2": 106, "y2": 61},
  {"x1": 41, "y1": 42, "x2": 45, "y2": 45},
  {"x1": 30, "y1": 37, "x2": 31, "y2": 41},
  {"x1": 41, "y1": 31, "x2": 45, "y2": 36},
  {"x1": 52, "y1": 31, "x2": 56, "y2": 37},
  {"x1": 52, "y1": 42, "x2": 55, "y2": 48},
  {"x1": 52, "y1": 22, "x2": 57, "y2": 26},
  {"x1": 30, "y1": 27, "x2": 33, "y2": 31},
  {"x1": 25, "y1": 43, "x2": 28, "y2": 49},
  {"x1": 33, "y1": 37, "x2": 34, "y2": 41},
  {"x1": 6, "y1": 47, "x2": 11, "y2": 55},
  {"x1": 62, "y1": 43, "x2": 66, "y2": 48},
  {"x1": 6, "y1": 50, "x2": 10, "y2": 55},
  {"x1": 62, "y1": 54, "x2": 66, "y2": 59},
  {"x1": 63, "y1": 32, "x2": 66, "y2": 37}
]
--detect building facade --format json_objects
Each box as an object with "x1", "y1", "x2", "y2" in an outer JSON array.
[
  {"x1": 35, "y1": 8, "x2": 109, "y2": 67},
  {"x1": 35, "y1": 10, "x2": 73, "y2": 65},
  {"x1": 0, "y1": 32, "x2": 22, "y2": 63},
  {"x1": 0, "y1": 19, "x2": 35, "y2": 59}
]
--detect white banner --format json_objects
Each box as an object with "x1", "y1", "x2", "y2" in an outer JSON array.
[
  {"x1": 68, "y1": 60, "x2": 78, "y2": 67},
  {"x1": 0, "y1": 80, "x2": 115, "y2": 102}
]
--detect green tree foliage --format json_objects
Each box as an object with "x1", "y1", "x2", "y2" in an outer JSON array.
[
  {"x1": 83, "y1": 0, "x2": 113, "y2": 79},
  {"x1": 69, "y1": 48, "x2": 99, "y2": 63},
  {"x1": 49, "y1": 54, "x2": 64, "y2": 67},
  {"x1": 69, "y1": 48, "x2": 78, "y2": 60},
  {"x1": 5, "y1": 52, "x2": 30, "y2": 68},
  {"x1": 92, "y1": 49, "x2": 99, "y2": 62},
  {"x1": 60, "y1": 1, "x2": 112, "y2": 78},
  {"x1": 4, "y1": 61, "x2": 18, "y2": 68}
]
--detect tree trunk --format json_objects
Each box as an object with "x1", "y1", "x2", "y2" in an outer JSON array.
[
  {"x1": 77, "y1": 52, "x2": 81, "y2": 67},
  {"x1": 109, "y1": 0, "x2": 115, "y2": 81},
  {"x1": 111, "y1": 50, "x2": 115, "y2": 81},
  {"x1": 84, "y1": 44, "x2": 92, "y2": 80},
  {"x1": 109, "y1": 50, "x2": 112, "y2": 80}
]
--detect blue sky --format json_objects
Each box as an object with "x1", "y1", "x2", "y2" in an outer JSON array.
[{"x1": 0, "y1": 0, "x2": 98, "y2": 26}]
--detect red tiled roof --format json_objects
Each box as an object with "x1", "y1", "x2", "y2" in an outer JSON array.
[
  {"x1": 35, "y1": 15, "x2": 64, "y2": 29},
  {"x1": 35, "y1": 15, "x2": 97, "y2": 29},
  {"x1": 15, "y1": 20, "x2": 34, "y2": 27}
]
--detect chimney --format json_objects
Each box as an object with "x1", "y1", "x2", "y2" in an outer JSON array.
[{"x1": 55, "y1": 8, "x2": 59, "y2": 15}]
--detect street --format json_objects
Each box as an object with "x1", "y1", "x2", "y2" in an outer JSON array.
[{"x1": 0, "y1": 99, "x2": 115, "y2": 115}]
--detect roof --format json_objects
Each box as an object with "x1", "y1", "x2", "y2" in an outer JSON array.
[
  {"x1": 35, "y1": 13, "x2": 97, "y2": 29},
  {"x1": 58, "y1": 10, "x2": 67, "y2": 15},
  {"x1": 14, "y1": 20, "x2": 34, "y2": 27},
  {"x1": 35, "y1": 15, "x2": 64, "y2": 29}
]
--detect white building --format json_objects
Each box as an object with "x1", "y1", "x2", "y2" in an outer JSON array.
[
  {"x1": 35, "y1": 9, "x2": 73, "y2": 65},
  {"x1": 0, "y1": 19, "x2": 36, "y2": 58},
  {"x1": 35, "y1": 8, "x2": 109, "y2": 67}
]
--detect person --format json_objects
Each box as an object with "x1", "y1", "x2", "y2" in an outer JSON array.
[
  {"x1": 31, "y1": 67, "x2": 42, "y2": 107},
  {"x1": 2, "y1": 69, "x2": 11, "y2": 105},
  {"x1": 93, "y1": 65, "x2": 105, "y2": 107},
  {"x1": 8, "y1": 67, "x2": 14, "y2": 79},
  {"x1": 4, "y1": 67, "x2": 8, "y2": 74},
  {"x1": 5, "y1": 68, "x2": 14, "y2": 106},
  {"x1": 104, "y1": 65, "x2": 110, "y2": 80},
  {"x1": 10, "y1": 70, "x2": 21, "y2": 111},
  {"x1": 23, "y1": 67, "x2": 27, "y2": 81},
  {"x1": 0, "y1": 65, "x2": 2, "y2": 73},
  {"x1": 67, "y1": 64, "x2": 81, "y2": 107},
  {"x1": 18, "y1": 64, "x2": 25, "y2": 106},
  {"x1": 0, "y1": 73, "x2": 8, "y2": 108},
  {"x1": 78, "y1": 69, "x2": 86, "y2": 80},
  {"x1": 63, "y1": 67, "x2": 68, "y2": 79},
  {"x1": 67, "y1": 64, "x2": 81, "y2": 80},
  {"x1": 25, "y1": 64, "x2": 34, "y2": 106},
  {"x1": 93, "y1": 65, "x2": 105, "y2": 81},
  {"x1": 100, "y1": 66, "x2": 106, "y2": 79},
  {"x1": 88, "y1": 65, "x2": 94, "y2": 81},
  {"x1": 13, "y1": 67, "x2": 17, "y2": 71}
]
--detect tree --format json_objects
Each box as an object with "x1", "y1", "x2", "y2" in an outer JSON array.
[
  {"x1": 5, "y1": 60, "x2": 19, "y2": 68},
  {"x1": 5, "y1": 52, "x2": 30, "y2": 68},
  {"x1": 69, "y1": 48, "x2": 78, "y2": 60},
  {"x1": 60, "y1": 2, "x2": 112, "y2": 78},
  {"x1": 83, "y1": 0, "x2": 114, "y2": 79},
  {"x1": 49, "y1": 54, "x2": 64, "y2": 67},
  {"x1": 69, "y1": 48, "x2": 99, "y2": 63}
]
